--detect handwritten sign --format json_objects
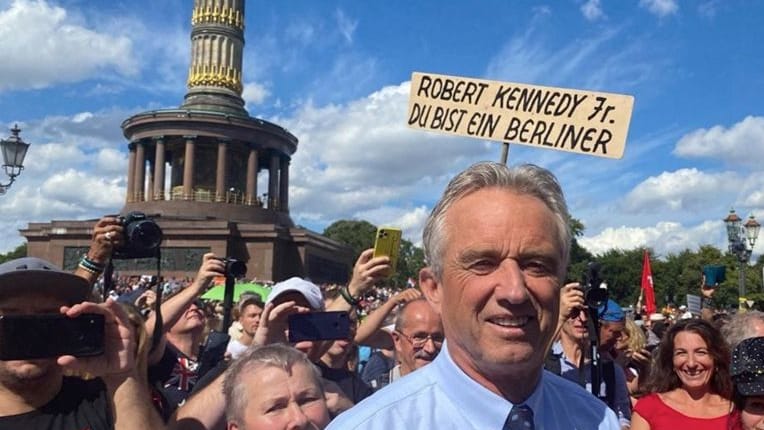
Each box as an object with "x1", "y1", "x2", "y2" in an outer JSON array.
[{"x1": 407, "y1": 72, "x2": 634, "y2": 159}]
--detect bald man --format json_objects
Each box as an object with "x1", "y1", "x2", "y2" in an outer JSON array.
[{"x1": 387, "y1": 298, "x2": 444, "y2": 384}]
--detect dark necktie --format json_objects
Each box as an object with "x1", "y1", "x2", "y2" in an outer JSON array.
[{"x1": 503, "y1": 404, "x2": 535, "y2": 430}]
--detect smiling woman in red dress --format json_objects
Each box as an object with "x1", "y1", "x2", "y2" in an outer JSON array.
[{"x1": 631, "y1": 319, "x2": 739, "y2": 430}]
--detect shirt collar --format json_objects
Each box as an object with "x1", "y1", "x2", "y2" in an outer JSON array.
[{"x1": 433, "y1": 341, "x2": 543, "y2": 429}]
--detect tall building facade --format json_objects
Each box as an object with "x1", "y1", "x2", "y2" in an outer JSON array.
[{"x1": 22, "y1": 0, "x2": 352, "y2": 283}]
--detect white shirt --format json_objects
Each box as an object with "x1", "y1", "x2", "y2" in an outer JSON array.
[
  {"x1": 225, "y1": 338, "x2": 248, "y2": 360},
  {"x1": 328, "y1": 341, "x2": 620, "y2": 430}
]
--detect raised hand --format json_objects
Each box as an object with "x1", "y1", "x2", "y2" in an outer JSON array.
[
  {"x1": 347, "y1": 249, "x2": 391, "y2": 297},
  {"x1": 57, "y1": 299, "x2": 136, "y2": 381}
]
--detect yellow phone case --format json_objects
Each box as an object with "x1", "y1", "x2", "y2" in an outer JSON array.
[{"x1": 373, "y1": 227, "x2": 402, "y2": 276}]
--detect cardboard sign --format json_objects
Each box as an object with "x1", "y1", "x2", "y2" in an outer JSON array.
[
  {"x1": 407, "y1": 72, "x2": 634, "y2": 159},
  {"x1": 686, "y1": 294, "x2": 702, "y2": 315}
]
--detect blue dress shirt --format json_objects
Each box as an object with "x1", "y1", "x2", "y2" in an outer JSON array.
[{"x1": 328, "y1": 342, "x2": 621, "y2": 430}]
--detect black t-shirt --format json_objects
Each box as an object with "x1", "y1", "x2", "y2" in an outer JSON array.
[
  {"x1": 0, "y1": 377, "x2": 112, "y2": 430},
  {"x1": 318, "y1": 362, "x2": 373, "y2": 404}
]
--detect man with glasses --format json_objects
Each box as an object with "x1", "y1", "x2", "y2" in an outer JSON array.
[
  {"x1": 549, "y1": 288, "x2": 631, "y2": 429},
  {"x1": 388, "y1": 298, "x2": 443, "y2": 384}
]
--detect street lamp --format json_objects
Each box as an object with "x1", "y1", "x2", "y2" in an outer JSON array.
[
  {"x1": 723, "y1": 208, "x2": 761, "y2": 299},
  {"x1": 0, "y1": 125, "x2": 30, "y2": 195}
]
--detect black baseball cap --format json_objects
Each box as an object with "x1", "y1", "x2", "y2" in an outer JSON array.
[
  {"x1": 0, "y1": 257, "x2": 91, "y2": 305},
  {"x1": 731, "y1": 336, "x2": 764, "y2": 396}
]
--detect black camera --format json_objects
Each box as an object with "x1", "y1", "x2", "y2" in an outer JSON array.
[
  {"x1": 113, "y1": 212, "x2": 163, "y2": 259},
  {"x1": 218, "y1": 257, "x2": 247, "y2": 279},
  {"x1": 581, "y1": 261, "x2": 608, "y2": 308}
]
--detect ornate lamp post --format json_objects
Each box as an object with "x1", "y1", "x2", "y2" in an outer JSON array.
[
  {"x1": 723, "y1": 208, "x2": 761, "y2": 299},
  {"x1": 0, "y1": 125, "x2": 30, "y2": 195}
]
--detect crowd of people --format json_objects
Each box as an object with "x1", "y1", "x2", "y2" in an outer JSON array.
[{"x1": 1, "y1": 161, "x2": 764, "y2": 430}]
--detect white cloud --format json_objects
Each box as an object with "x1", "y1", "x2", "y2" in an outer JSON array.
[
  {"x1": 620, "y1": 168, "x2": 741, "y2": 213},
  {"x1": 72, "y1": 112, "x2": 94, "y2": 123},
  {"x1": 354, "y1": 206, "x2": 430, "y2": 246},
  {"x1": 277, "y1": 81, "x2": 494, "y2": 230},
  {"x1": 580, "y1": 220, "x2": 725, "y2": 257},
  {"x1": 242, "y1": 82, "x2": 270, "y2": 106},
  {"x1": 25, "y1": 108, "x2": 133, "y2": 151},
  {"x1": 23, "y1": 141, "x2": 84, "y2": 173},
  {"x1": 335, "y1": 9, "x2": 358, "y2": 44},
  {"x1": 0, "y1": 108, "x2": 135, "y2": 252},
  {"x1": 639, "y1": 0, "x2": 679, "y2": 17},
  {"x1": 581, "y1": 0, "x2": 605, "y2": 21},
  {"x1": 94, "y1": 148, "x2": 128, "y2": 176},
  {"x1": 40, "y1": 169, "x2": 124, "y2": 210},
  {"x1": 0, "y1": 0, "x2": 136, "y2": 91},
  {"x1": 673, "y1": 116, "x2": 764, "y2": 167}
]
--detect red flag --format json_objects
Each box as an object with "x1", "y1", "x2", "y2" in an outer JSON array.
[{"x1": 641, "y1": 250, "x2": 657, "y2": 315}]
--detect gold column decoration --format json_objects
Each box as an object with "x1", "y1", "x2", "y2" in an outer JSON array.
[
  {"x1": 187, "y1": 65, "x2": 242, "y2": 93},
  {"x1": 192, "y1": 4, "x2": 244, "y2": 30},
  {"x1": 188, "y1": 65, "x2": 243, "y2": 93}
]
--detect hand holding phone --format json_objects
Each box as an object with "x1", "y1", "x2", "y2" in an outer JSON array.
[
  {"x1": 0, "y1": 313, "x2": 105, "y2": 361},
  {"x1": 372, "y1": 227, "x2": 402, "y2": 277},
  {"x1": 702, "y1": 265, "x2": 726, "y2": 287},
  {"x1": 288, "y1": 311, "x2": 351, "y2": 343}
]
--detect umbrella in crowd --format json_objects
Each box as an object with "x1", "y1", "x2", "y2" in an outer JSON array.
[{"x1": 200, "y1": 282, "x2": 270, "y2": 302}]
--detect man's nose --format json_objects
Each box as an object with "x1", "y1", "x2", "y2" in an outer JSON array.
[
  {"x1": 286, "y1": 403, "x2": 310, "y2": 429},
  {"x1": 494, "y1": 259, "x2": 529, "y2": 304},
  {"x1": 422, "y1": 337, "x2": 438, "y2": 354}
]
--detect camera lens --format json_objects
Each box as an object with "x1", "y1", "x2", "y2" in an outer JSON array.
[
  {"x1": 128, "y1": 220, "x2": 163, "y2": 251},
  {"x1": 226, "y1": 259, "x2": 247, "y2": 278}
]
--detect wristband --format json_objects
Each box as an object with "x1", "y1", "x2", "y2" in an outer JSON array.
[
  {"x1": 79, "y1": 255, "x2": 105, "y2": 273},
  {"x1": 78, "y1": 262, "x2": 101, "y2": 275},
  {"x1": 339, "y1": 285, "x2": 360, "y2": 307}
]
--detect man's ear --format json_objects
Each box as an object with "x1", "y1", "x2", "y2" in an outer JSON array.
[
  {"x1": 390, "y1": 330, "x2": 403, "y2": 351},
  {"x1": 418, "y1": 267, "x2": 442, "y2": 315}
]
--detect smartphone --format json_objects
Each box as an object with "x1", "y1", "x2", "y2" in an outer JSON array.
[
  {"x1": 373, "y1": 227, "x2": 402, "y2": 277},
  {"x1": 288, "y1": 311, "x2": 351, "y2": 343},
  {"x1": 0, "y1": 313, "x2": 105, "y2": 361},
  {"x1": 703, "y1": 265, "x2": 726, "y2": 287}
]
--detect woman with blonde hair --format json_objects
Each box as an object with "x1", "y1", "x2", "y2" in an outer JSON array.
[{"x1": 615, "y1": 318, "x2": 651, "y2": 403}]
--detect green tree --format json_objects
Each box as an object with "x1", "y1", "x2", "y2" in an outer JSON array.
[
  {"x1": 594, "y1": 248, "x2": 645, "y2": 307},
  {"x1": 566, "y1": 216, "x2": 594, "y2": 284},
  {"x1": 323, "y1": 219, "x2": 426, "y2": 290},
  {"x1": 323, "y1": 220, "x2": 377, "y2": 261},
  {"x1": 390, "y1": 239, "x2": 426, "y2": 289},
  {"x1": 0, "y1": 243, "x2": 27, "y2": 264}
]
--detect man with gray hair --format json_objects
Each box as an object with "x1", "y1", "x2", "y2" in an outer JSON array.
[
  {"x1": 722, "y1": 310, "x2": 764, "y2": 349},
  {"x1": 329, "y1": 161, "x2": 619, "y2": 429},
  {"x1": 223, "y1": 343, "x2": 331, "y2": 430}
]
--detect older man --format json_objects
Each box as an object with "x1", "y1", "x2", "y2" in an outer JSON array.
[
  {"x1": 0, "y1": 257, "x2": 163, "y2": 430},
  {"x1": 387, "y1": 298, "x2": 443, "y2": 382},
  {"x1": 328, "y1": 162, "x2": 619, "y2": 429},
  {"x1": 550, "y1": 296, "x2": 631, "y2": 429},
  {"x1": 723, "y1": 310, "x2": 764, "y2": 349}
]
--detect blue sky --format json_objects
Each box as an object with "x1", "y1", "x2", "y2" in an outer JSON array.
[{"x1": 0, "y1": 0, "x2": 762, "y2": 261}]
